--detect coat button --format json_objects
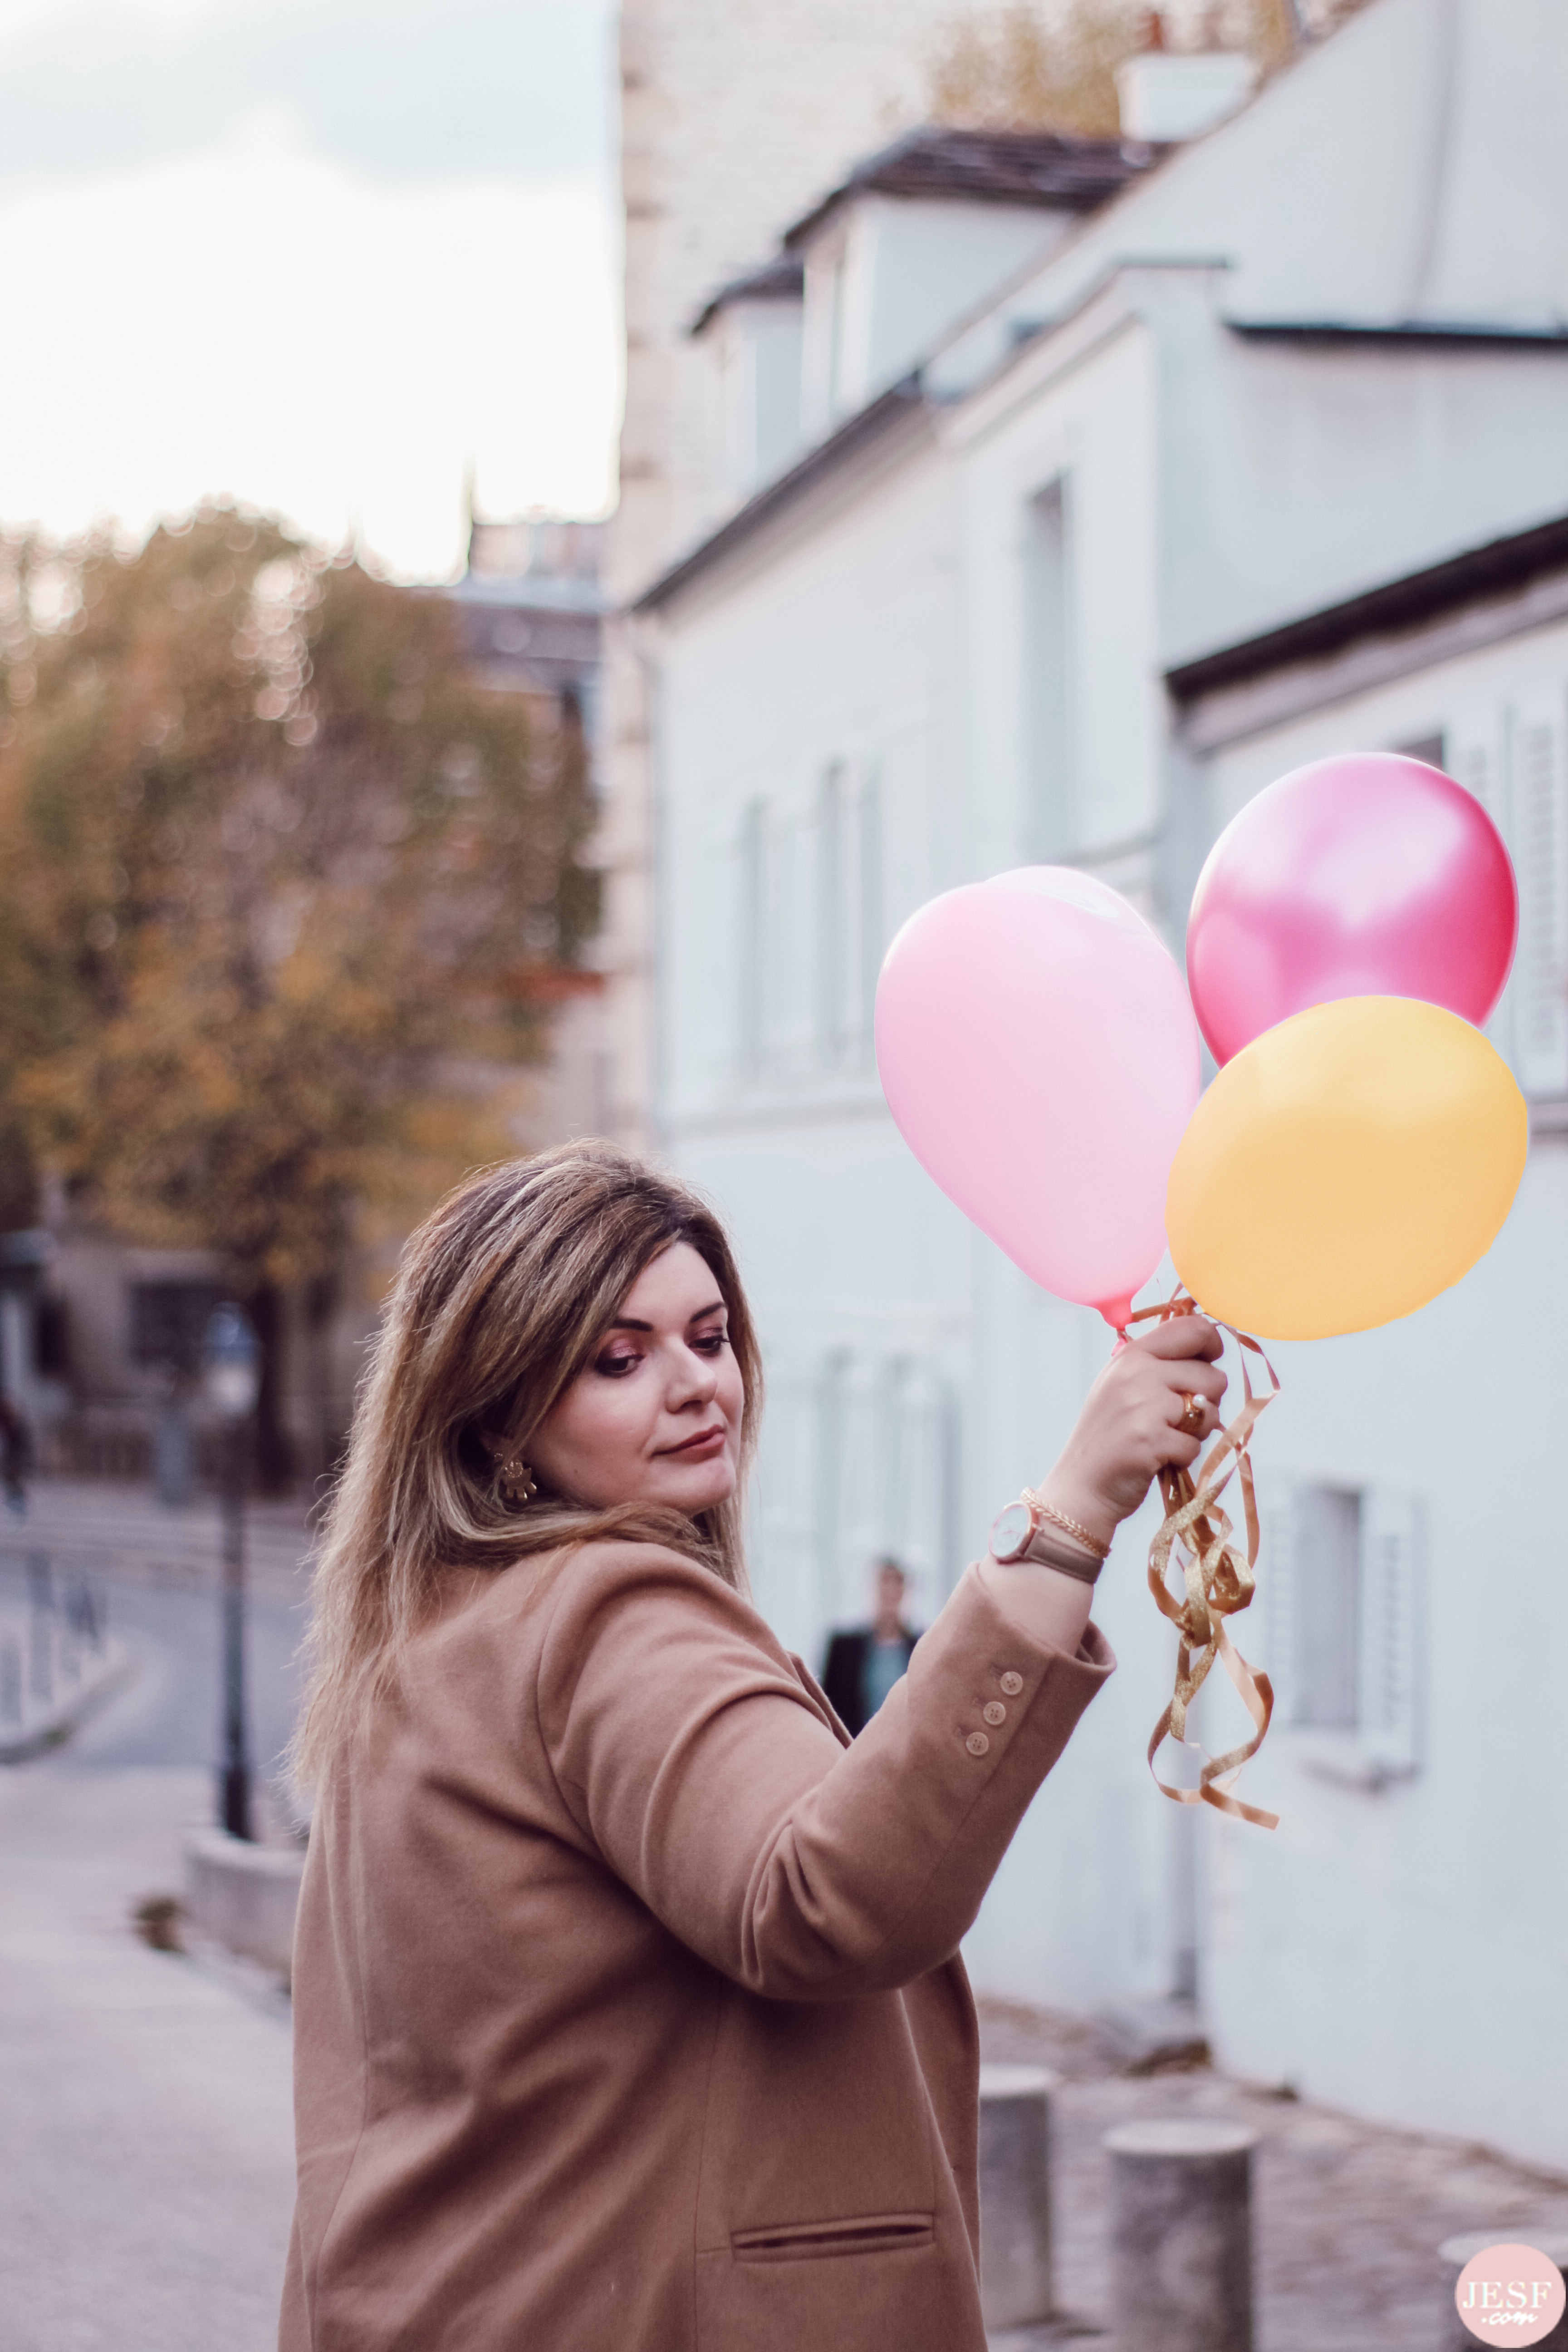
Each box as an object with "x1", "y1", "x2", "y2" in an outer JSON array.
[
  {"x1": 983, "y1": 1700, "x2": 1006, "y2": 1726},
  {"x1": 1000, "y1": 1671, "x2": 1024, "y2": 1696},
  {"x1": 965, "y1": 1731, "x2": 990, "y2": 1757}
]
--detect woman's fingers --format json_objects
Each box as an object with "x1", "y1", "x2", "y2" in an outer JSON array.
[
  {"x1": 1166, "y1": 1365, "x2": 1226, "y2": 1409},
  {"x1": 1135, "y1": 1315, "x2": 1224, "y2": 1363},
  {"x1": 1164, "y1": 1389, "x2": 1219, "y2": 1437}
]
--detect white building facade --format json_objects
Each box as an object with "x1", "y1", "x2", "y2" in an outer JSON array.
[{"x1": 638, "y1": 0, "x2": 1568, "y2": 2166}]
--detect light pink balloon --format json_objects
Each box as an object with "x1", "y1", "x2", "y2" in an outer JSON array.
[
  {"x1": 875, "y1": 867, "x2": 1202, "y2": 1328},
  {"x1": 1187, "y1": 753, "x2": 1518, "y2": 1065}
]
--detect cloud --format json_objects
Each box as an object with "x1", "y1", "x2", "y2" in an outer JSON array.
[
  {"x1": 0, "y1": 0, "x2": 617, "y2": 191},
  {"x1": 0, "y1": 144, "x2": 621, "y2": 575}
]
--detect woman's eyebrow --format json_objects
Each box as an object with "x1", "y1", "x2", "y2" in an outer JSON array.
[{"x1": 608, "y1": 1300, "x2": 725, "y2": 1333}]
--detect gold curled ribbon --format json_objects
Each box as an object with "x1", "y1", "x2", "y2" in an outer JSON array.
[{"x1": 1123, "y1": 1289, "x2": 1281, "y2": 1832}]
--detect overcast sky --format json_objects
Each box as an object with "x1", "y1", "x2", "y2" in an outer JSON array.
[{"x1": 0, "y1": 0, "x2": 620, "y2": 578}]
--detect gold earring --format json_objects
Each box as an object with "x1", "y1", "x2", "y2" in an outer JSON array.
[{"x1": 495, "y1": 1451, "x2": 538, "y2": 1507}]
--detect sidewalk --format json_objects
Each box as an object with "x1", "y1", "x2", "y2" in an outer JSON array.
[
  {"x1": 979, "y1": 1998, "x2": 1568, "y2": 2349},
  {"x1": 0, "y1": 1759, "x2": 296, "y2": 2352}
]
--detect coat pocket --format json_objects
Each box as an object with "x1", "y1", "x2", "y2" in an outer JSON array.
[{"x1": 731, "y1": 2212, "x2": 935, "y2": 2264}]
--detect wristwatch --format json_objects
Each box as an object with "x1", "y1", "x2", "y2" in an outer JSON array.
[{"x1": 989, "y1": 1491, "x2": 1108, "y2": 1586}]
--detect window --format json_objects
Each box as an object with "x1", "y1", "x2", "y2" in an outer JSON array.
[
  {"x1": 1262, "y1": 1478, "x2": 1420, "y2": 1784},
  {"x1": 808, "y1": 1349, "x2": 959, "y2": 1631},
  {"x1": 815, "y1": 760, "x2": 882, "y2": 1070},
  {"x1": 1292, "y1": 1485, "x2": 1361, "y2": 1729},
  {"x1": 1022, "y1": 475, "x2": 1074, "y2": 860},
  {"x1": 129, "y1": 1281, "x2": 226, "y2": 1377}
]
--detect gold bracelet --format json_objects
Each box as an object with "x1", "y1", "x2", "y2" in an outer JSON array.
[{"x1": 1024, "y1": 1488, "x2": 1111, "y2": 1561}]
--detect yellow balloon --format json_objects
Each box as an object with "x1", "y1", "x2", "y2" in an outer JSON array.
[{"x1": 1167, "y1": 995, "x2": 1527, "y2": 1340}]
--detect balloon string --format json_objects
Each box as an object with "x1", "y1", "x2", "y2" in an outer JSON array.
[{"x1": 1122, "y1": 1288, "x2": 1282, "y2": 1831}]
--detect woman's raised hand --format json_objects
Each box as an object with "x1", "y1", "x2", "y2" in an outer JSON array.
[{"x1": 1034, "y1": 1316, "x2": 1227, "y2": 1553}]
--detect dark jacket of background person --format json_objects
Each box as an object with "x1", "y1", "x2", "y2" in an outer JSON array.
[
  {"x1": 0, "y1": 1395, "x2": 31, "y2": 1504},
  {"x1": 280, "y1": 1540, "x2": 1113, "y2": 2352},
  {"x1": 821, "y1": 1622, "x2": 919, "y2": 1737}
]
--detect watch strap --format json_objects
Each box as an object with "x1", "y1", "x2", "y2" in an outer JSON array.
[{"x1": 1018, "y1": 1523, "x2": 1104, "y2": 1585}]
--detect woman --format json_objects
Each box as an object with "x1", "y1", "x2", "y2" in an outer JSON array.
[{"x1": 281, "y1": 1142, "x2": 1225, "y2": 2352}]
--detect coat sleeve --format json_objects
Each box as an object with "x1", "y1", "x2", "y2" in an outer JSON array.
[{"x1": 534, "y1": 1542, "x2": 1114, "y2": 2002}]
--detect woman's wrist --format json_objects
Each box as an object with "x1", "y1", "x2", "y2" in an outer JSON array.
[{"x1": 1030, "y1": 1474, "x2": 1118, "y2": 1554}]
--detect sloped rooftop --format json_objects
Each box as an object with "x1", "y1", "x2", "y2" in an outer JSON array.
[{"x1": 783, "y1": 124, "x2": 1160, "y2": 249}]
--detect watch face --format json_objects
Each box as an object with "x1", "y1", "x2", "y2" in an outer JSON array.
[{"x1": 990, "y1": 1501, "x2": 1033, "y2": 1563}]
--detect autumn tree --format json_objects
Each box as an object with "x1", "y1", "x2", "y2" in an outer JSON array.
[
  {"x1": 926, "y1": 0, "x2": 1374, "y2": 138},
  {"x1": 0, "y1": 505, "x2": 597, "y2": 1479}
]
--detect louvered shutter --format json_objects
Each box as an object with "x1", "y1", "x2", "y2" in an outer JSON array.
[
  {"x1": 1511, "y1": 693, "x2": 1568, "y2": 1097},
  {"x1": 1257, "y1": 1476, "x2": 1298, "y2": 1729},
  {"x1": 1357, "y1": 1487, "x2": 1420, "y2": 1777},
  {"x1": 889, "y1": 1360, "x2": 959, "y2": 1603},
  {"x1": 1446, "y1": 713, "x2": 1514, "y2": 1063}
]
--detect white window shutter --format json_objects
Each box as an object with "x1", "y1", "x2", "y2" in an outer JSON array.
[
  {"x1": 1358, "y1": 1486, "x2": 1420, "y2": 1777},
  {"x1": 857, "y1": 760, "x2": 883, "y2": 1061},
  {"x1": 736, "y1": 797, "x2": 765, "y2": 1076},
  {"x1": 1446, "y1": 712, "x2": 1514, "y2": 1063},
  {"x1": 833, "y1": 1353, "x2": 882, "y2": 1617},
  {"x1": 889, "y1": 1361, "x2": 956, "y2": 1605},
  {"x1": 1448, "y1": 720, "x2": 1503, "y2": 824},
  {"x1": 1510, "y1": 692, "x2": 1568, "y2": 1098},
  {"x1": 1257, "y1": 1476, "x2": 1297, "y2": 1729}
]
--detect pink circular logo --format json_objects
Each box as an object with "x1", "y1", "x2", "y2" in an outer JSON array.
[{"x1": 1454, "y1": 2243, "x2": 1566, "y2": 2342}]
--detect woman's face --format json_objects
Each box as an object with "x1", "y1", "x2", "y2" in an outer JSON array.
[{"x1": 525, "y1": 1241, "x2": 745, "y2": 1515}]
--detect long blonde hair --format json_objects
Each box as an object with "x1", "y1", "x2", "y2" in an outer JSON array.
[{"x1": 292, "y1": 1141, "x2": 762, "y2": 1783}]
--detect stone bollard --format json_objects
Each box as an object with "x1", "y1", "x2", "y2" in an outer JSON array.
[
  {"x1": 978, "y1": 2062, "x2": 1058, "y2": 2330},
  {"x1": 1439, "y1": 2232, "x2": 1568, "y2": 2349},
  {"x1": 184, "y1": 1829, "x2": 307, "y2": 1977},
  {"x1": 1103, "y1": 2117, "x2": 1258, "y2": 2352}
]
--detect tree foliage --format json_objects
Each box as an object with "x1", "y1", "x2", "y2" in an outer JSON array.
[
  {"x1": 0, "y1": 505, "x2": 597, "y2": 1294},
  {"x1": 926, "y1": 0, "x2": 1373, "y2": 138}
]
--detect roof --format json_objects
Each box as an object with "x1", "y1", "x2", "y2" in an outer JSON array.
[
  {"x1": 782, "y1": 125, "x2": 1160, "y2": 250},
  {"x1": 692, "y1": 256, "x2": 806, "y2": 338},
  {"x1": 1166, "y1": 511, "x2": 1568, "y2": 704},
  {"x1": 635, "y1": 375, "x2": 928, "y2": 613}
]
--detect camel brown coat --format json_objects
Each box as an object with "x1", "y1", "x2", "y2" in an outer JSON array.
[{"x1": 279, "y1": 1541, "x2": 1114, "y2": 2352}]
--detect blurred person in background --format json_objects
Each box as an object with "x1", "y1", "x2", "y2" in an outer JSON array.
[
  {"x1": 281, "y1": 1141, "x2": 1226, "y2": 2352},
  {"x1": 822, "y1": 1556, "x2": 921, "y2": 1735},
  {"x1": 0, "y1": 1395, "x2": 32, "y2": 1516}
]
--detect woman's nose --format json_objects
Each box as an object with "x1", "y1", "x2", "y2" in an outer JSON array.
[{"x1": 668, "y1": 1345, "x2": 718, "y2": 1407}]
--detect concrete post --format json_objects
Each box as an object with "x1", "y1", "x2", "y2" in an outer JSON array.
[
  {"x1": 1103, "y1": 2117, "x2": 1258, "y2": 2352},
  {"x1": 978, "y1": 2062, "x2": 1057, "y2": 2329},
  {"x1": 26, "y1": 1551, "x2": 52, "y2": 1705},
  {"x1": 1439, "y1": 2232, "x2": 1568, "y2": 2349}
]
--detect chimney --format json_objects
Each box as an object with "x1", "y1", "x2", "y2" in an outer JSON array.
[{"x1": 1116, "y1": 19, "x2": 1259, "y2": 142}]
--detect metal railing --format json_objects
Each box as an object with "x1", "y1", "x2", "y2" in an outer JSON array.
[{"x1": 0, "y1": 1549, "x2": 110, "y2": 1750}]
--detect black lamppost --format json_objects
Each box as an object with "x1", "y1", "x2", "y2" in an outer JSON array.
[{"x1": 203, "y1": 1302, "x2": 261, "y2": 1842}]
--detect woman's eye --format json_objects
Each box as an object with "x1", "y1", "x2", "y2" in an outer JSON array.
[
  {"x1": 596, "y1": 1351, "x2": 640, "y2": 1377},
  {"x1": 692, "y1": 1330, "x2": 727, "y2": 1355}
]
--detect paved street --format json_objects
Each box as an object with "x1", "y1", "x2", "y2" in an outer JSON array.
[
  {"x1": 0, "y1": 1760, "x2": 296, "y2": 2352},
  {"x1": 978, "y1": 2006, "x2": 1568, "y2": 2348},
  {"x1": 0, "y1": 1480, "x2": 309, "y2": 2352}
]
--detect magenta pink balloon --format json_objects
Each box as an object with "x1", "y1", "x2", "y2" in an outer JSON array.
[
  {"x1": 875, "y1": 867, "x2": 1201, "y2": 1328},
  {"x1": 1187, "y1": 753, "x2": 1518, "y2": 1066}
]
